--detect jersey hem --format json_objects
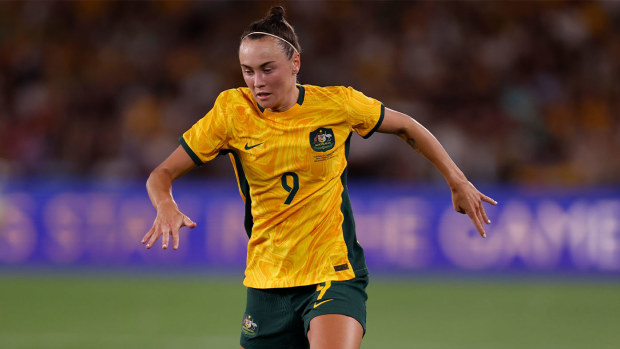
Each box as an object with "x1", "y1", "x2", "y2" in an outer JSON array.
[{"x1": 242, "y1": 267, "x2": 368, "y2": 289}]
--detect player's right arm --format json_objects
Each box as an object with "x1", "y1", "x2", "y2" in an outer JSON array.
[{"x1": 141, "y1": 145, "x2": 197, "y2": 250}]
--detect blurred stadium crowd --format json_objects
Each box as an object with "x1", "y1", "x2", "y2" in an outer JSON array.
[{"x1": 0, "y1": 0, "x2": 618, "y2": 185}]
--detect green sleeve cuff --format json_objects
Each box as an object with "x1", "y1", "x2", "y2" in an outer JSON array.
[
  {"x1": 179, "y1": 136, "x2": 204, "y2": 166},
  {"x1": 363, "y1": 103, "x2": 385, "y2": 139}
]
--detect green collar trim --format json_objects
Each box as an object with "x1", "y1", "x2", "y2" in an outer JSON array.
[{"x1": 257, "y1": 85, "x2": 304, "y2": 112}]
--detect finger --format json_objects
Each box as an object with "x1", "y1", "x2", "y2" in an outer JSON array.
[
  {"x1": 481, "y1": 205, "x2": 491, "y2": 224},
  {"x1": 183, "y1": 216, "x2": 197, "y2": 228},
  {"x1": 141, "y1": 226, "x2": 155, "y2": 244},
  {"x1": 162, "y1": 229, "x2": 170, "y2": 250},
  {"x1": 147, "y1": 227, "x2": 164, "y2": 249},
  {"x1": 476, "y1": 204, "x2": 487, "y2": 226},
  {"x1": 172, "y1": 229, "x2": 180, "y2": 250},
  {"x1": 466, "y1": 208, "x2": 486, "y2": 238},
  {"x1": 481, "y1": 194, "x2": 498, "y2": 206},
  {"x1": 145, "y1": 232, "x2": 158, "y2": 249},
  {"x1": 478, "y1": 197, "x2": 492, "y2": 224}
]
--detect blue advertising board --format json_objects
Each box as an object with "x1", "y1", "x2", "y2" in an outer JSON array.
[{"x1": 1, "y1": 180, "x2": 619, "y2": 274}]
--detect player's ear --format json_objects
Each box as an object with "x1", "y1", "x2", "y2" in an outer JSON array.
[{"x1": 292, "y1": 53, "x2": 300, "y2": 75}]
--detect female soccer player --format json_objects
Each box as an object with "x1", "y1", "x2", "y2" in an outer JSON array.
[{"x1": 141, "y1": 6, "x2": 496, "y2": 349}]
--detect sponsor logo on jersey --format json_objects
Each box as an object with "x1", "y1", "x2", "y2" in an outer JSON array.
[
  {"x1": 242, "y1": 314, "x2": 258, "y2": 336},
  {"x1": 310, "y1": 128, "x2": 335, "y2": 152},
  {"x1": 244, "y1": 142, "x2": 264, "y2": 150}
]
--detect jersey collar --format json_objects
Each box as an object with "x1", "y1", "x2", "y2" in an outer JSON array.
[{"x1": 257, "y1": 85, "x2": 305, "y2": 113}]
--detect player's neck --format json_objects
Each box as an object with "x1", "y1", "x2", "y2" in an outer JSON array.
[{"x1": 268, "y1": 85, "x2": 299, "y2": 113}]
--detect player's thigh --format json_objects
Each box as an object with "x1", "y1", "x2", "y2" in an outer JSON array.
[{"x1": 307, "y1": 314, "x2": 363, "y2": 349}]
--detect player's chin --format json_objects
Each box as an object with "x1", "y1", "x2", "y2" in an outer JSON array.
[{"x1": 257, "y1": 98, "x2": 277, "y2": 109}]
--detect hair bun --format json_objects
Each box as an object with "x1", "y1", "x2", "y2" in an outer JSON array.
[{"x1": 268, "y1": 6, "x2": 285, "y2": 20}]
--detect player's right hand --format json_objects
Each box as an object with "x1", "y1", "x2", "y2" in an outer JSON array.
[{"x1": 141, "y1": 200, "x2": 196, "y2": 250}]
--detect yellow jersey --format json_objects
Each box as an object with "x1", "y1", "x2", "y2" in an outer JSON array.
[{"x1": 181, "y1": 84, "x2": 384, "y2": 288}]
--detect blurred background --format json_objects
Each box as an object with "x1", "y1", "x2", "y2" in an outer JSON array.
[
  {"x1": 1, "y1": 1, "x2": 619, "y2": 348},
  {"x1": 1, "y1": 0, "x2": 619, "y2": 183}
]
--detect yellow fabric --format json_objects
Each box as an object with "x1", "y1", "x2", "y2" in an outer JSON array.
[{"x1": 182, "y1": 84, "x2": 383, "y2": 288}]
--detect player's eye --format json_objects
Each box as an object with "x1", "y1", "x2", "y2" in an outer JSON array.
[
  {"x1": 263, "y1": 68, "x2": 272, "y2": 73},
  {"x1": 244, "y1": 70, "x2": 253, "y2": 75}
]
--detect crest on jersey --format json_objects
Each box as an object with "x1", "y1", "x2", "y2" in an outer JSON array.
[
  {"x1": 242, "y1": 314, "x2": 258, "y2": 336},
  {"x1": 310, "y1": 128, "x2": 335, "y2": 152}
]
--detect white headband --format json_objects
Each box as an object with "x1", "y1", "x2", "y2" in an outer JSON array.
[{"x1": 243, "y1": 31, "x2": 299, "y2": 54}]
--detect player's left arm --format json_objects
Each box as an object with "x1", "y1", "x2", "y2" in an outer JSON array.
[{"x1": 377, "y1": 107, "x2": 497, "y2": 237}]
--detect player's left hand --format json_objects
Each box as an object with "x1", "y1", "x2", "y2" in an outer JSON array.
[
  {"x1": 141, "y1": 200, "x2": 196, "y2": 250},
  {"x1": 451, "y1": 181, "x2": 497, "y2": 238}
]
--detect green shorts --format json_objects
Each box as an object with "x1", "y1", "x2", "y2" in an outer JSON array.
[{"x1": 240, "y1": 274, "x2": 369, "y2": 349}]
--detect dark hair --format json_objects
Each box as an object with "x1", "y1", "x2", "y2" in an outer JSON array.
[{"x1": 240, "y1": 6, "x2": 302, "y2": 59}]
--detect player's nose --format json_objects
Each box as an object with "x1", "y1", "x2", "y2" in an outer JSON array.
[{"x1": 254, "y1": 72, "x2": 266, "y2": 88}]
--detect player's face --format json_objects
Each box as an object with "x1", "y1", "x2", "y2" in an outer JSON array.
[{"x1": 239, "y1": 37, "x2": 300, "y2": 112}]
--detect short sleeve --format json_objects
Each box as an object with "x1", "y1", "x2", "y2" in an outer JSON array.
[
  {"x1": 344, "y1": 87, "x2": 385, "y2": 139},
  {"x1": 180, "y1": 91, "x2": 231, "y2": 165}
]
